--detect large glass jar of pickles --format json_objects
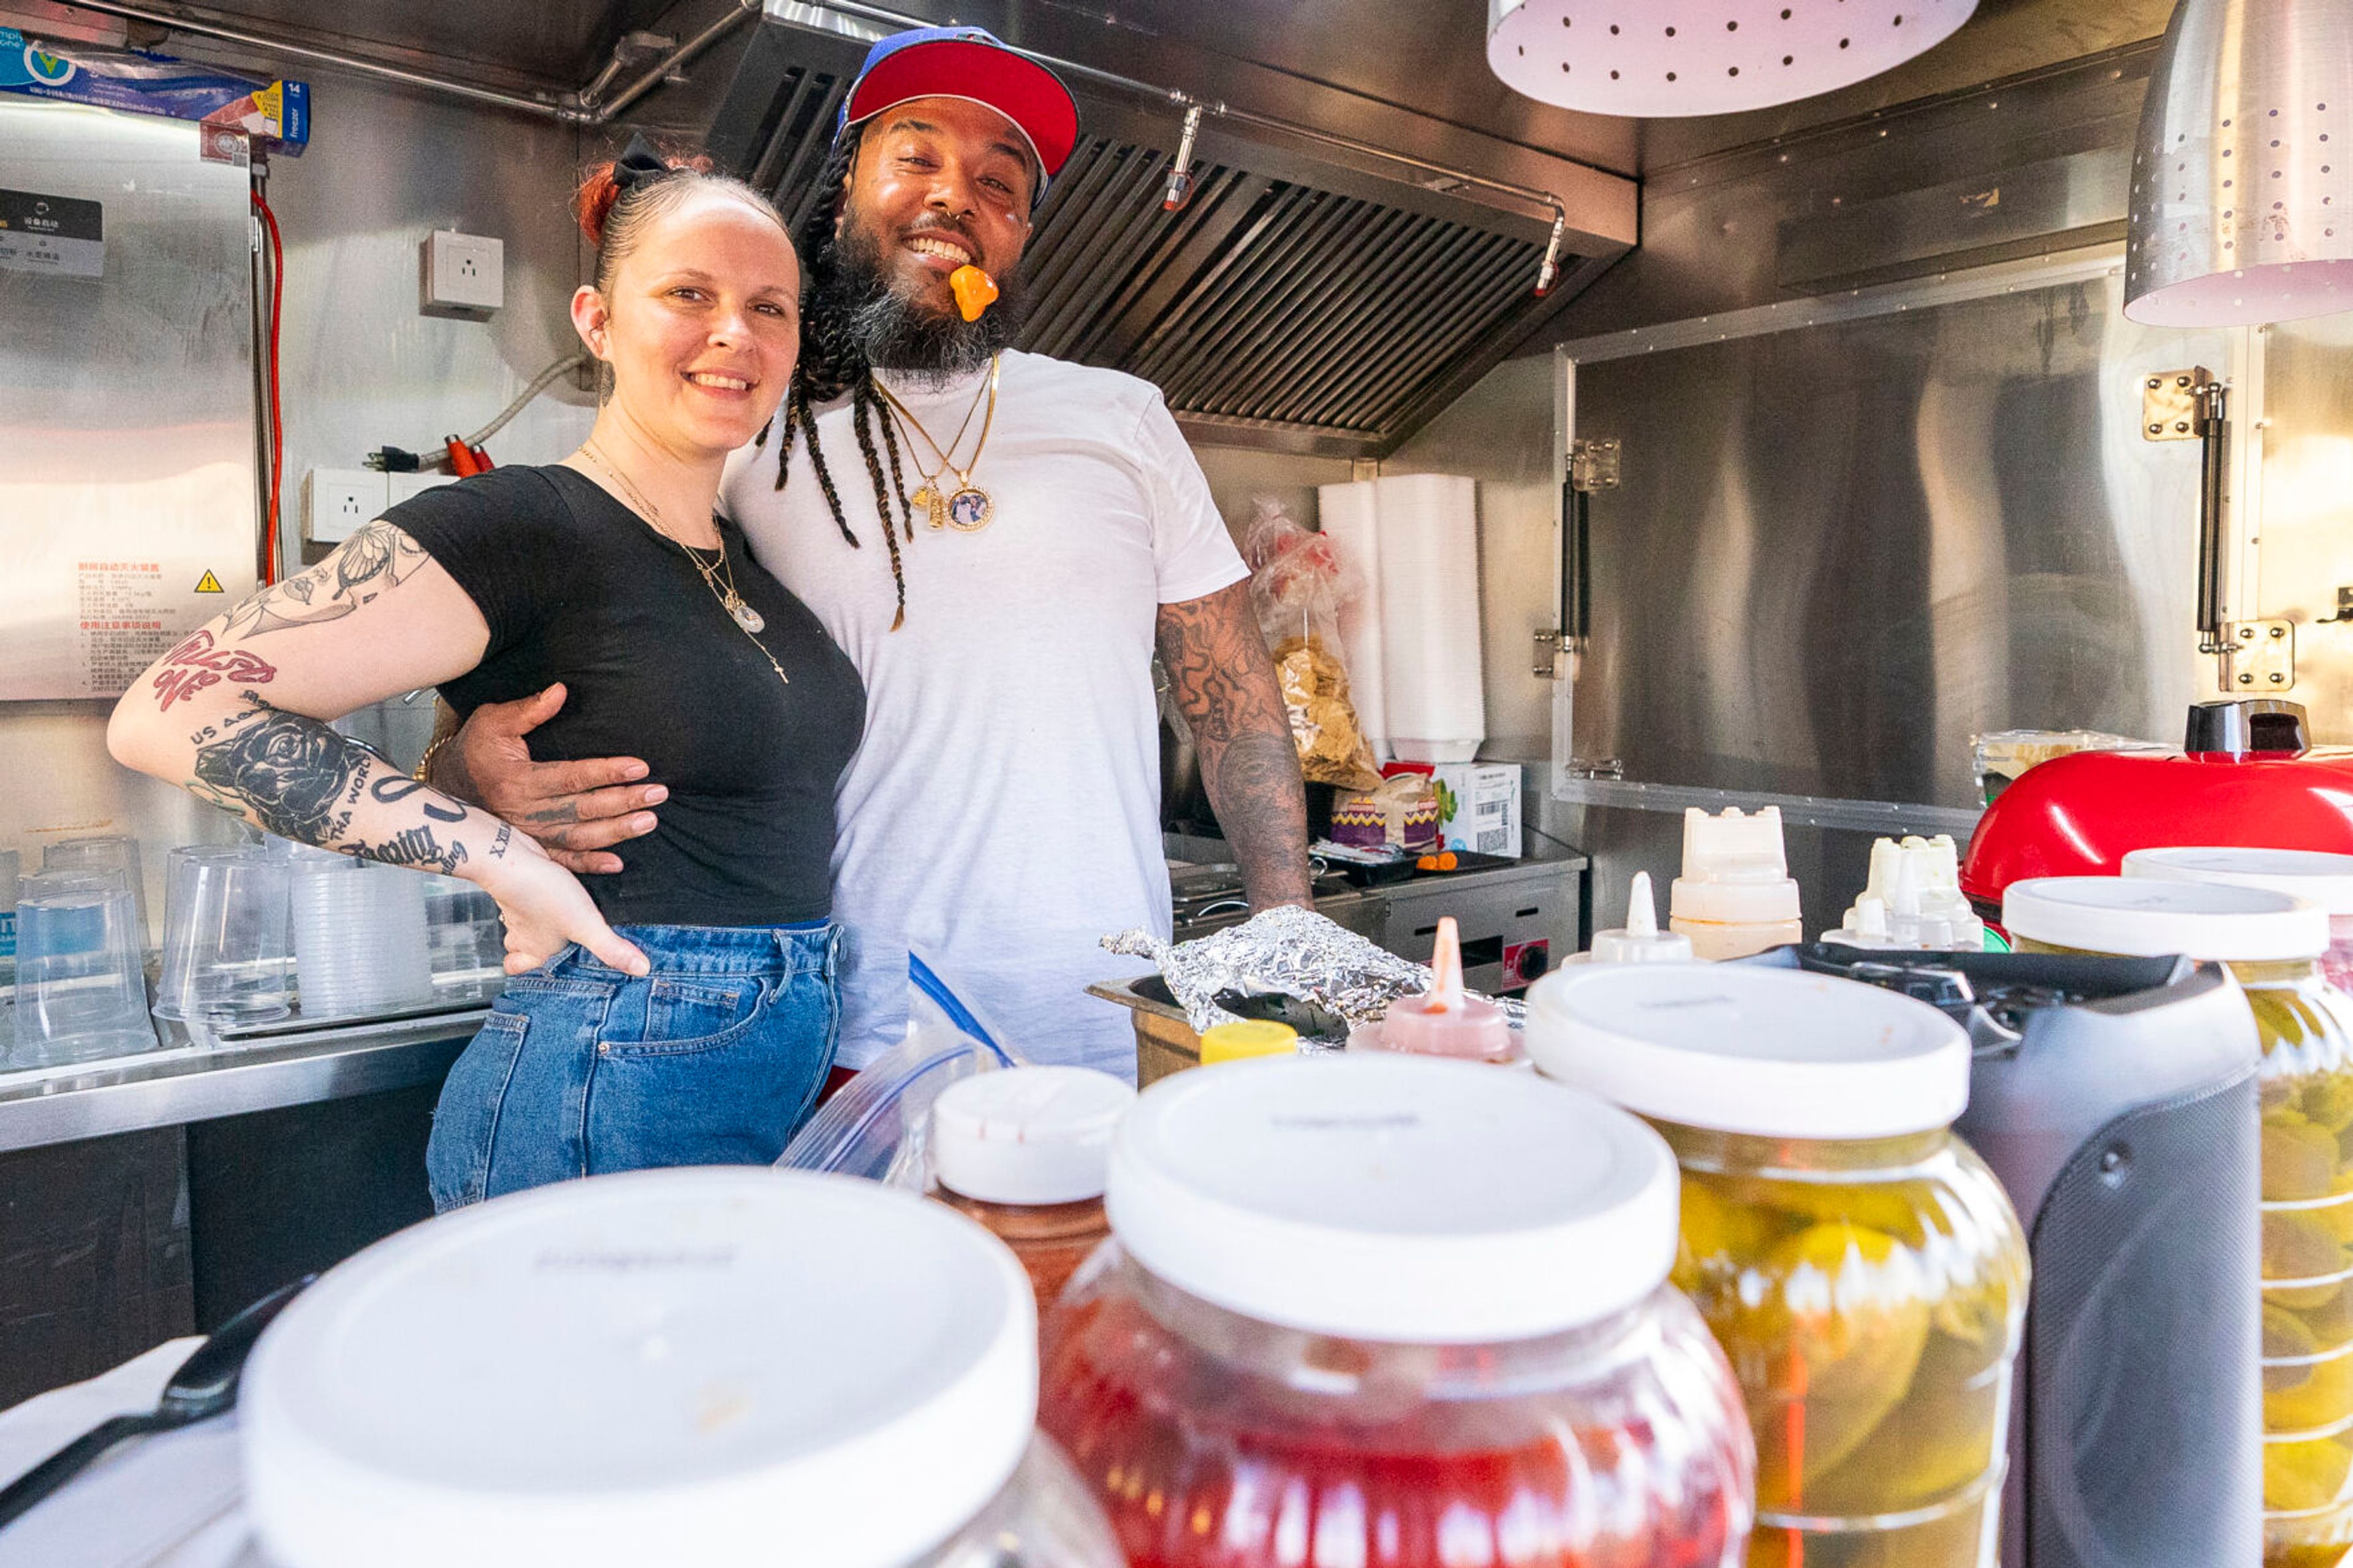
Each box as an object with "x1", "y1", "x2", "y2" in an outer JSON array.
[
  {"x1": 1526, "y1": 964, "x2": 2029, "y2": 1568},
  {"x1": 1037, "y1": 1055, "x2": 1756, "y2": 1567},
  {"x1": 2008, "y1": 872, "x2": 2353, "y2": 1568}
]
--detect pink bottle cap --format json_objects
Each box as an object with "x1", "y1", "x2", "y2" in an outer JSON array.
[{"x1": 1359, "y1": 917, "x2": 1517, "y2": 1063}]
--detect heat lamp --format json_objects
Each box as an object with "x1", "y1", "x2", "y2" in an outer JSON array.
[
  {"x1": 1486, "y1": 0, "x2": 1980, "y2": 118},
  {"x1": 2124, "y1": 0, "x2": 2353, "y2": 327}
]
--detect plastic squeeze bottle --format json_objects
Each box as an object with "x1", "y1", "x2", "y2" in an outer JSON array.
[
  {"x1": 1825, "y1": 835, "x2": 1987, "y2": 950},
  {"x1": 1668, "y1": 806, "x2": 1804, "y2": 960},
  {"x1": 1580, "y1": 873, "x2": 1697, "y2": 964},
  {"x1": 1355, "y1": 917, "x2": 1518, "y2": 1062}
]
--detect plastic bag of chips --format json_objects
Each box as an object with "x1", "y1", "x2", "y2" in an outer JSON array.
[{"x1": 1240, "y1": 497, "x2": 1382, "y2": 790}]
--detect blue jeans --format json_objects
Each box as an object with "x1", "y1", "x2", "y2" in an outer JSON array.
[{"x1": 425, "y1": 923, "x2": 840, "y2": 1212}]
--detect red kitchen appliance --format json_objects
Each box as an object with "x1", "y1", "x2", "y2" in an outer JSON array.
[{"x1": 1960, "y1": 700, "x2": 2353, "y2": 919}]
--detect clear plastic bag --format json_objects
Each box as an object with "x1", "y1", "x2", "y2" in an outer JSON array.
[
  {"x1": 1238, "y1": 495, "x2": 1382, "y2": 790},
  {"x1": 776, "y1": 955, "x2": 1018, "y2": 1191}
]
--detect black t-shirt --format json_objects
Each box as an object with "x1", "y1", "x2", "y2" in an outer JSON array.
[{"x1": 389, "y1": 464, "x2": 865, "y2": 928}]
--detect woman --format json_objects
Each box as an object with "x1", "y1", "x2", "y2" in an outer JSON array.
[{"x1": 108, "y1": 140, "x2": 865, "y2": 1210}]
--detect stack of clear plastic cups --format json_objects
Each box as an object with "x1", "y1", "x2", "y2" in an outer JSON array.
[
  {"x1": 155, "y1": 844, "x2": 293, "y2": 1028},
  {"x1": 289, "y1": 852, "x2": 433, "y2": 1020},
  {"x1": 0, "y1": 847, "x2": 19, "y2": 992},
  {"x1": 420, "y1": 874, "x2": 504, "y2": 1001},
  {"x1": 2006, "y1": 876, "x2": 2350, "y2": 1568},
  {"x1": 42, "y1": 835, "x2": 150, "y2": 950},
  {"x1": 10, "y1": 868, "x2": 157, "y2": 1067}
]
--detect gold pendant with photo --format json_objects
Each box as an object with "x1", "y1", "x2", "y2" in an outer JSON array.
[{"x1": 946, "y1": 485, "x2": 993, "y2": 533}]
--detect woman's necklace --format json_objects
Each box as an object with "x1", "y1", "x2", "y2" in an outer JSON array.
[
  {"x1": 579, "y1": 441, "x2": 789, "y2": 686},
  {"x1": 873, "y1": 356, "x2": 1001, "y2": 533}
]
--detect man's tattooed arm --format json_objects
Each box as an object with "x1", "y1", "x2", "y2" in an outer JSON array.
[{"x1": 1156, "y1": 581, "x2": 1313, "y2": 910}]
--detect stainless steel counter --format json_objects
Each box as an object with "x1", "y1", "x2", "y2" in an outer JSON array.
[{"x1": 0, "y1": 1010, "x2": 482, "y2": 1154}]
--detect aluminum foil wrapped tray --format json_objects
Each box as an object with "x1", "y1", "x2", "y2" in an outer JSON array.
[{"x1": 1104, "y1": 904, "x2": 1525, "y2": 1037}]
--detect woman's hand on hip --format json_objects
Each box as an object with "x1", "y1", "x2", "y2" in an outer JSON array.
[{"x1": 476, "y1": 832, "x2": 650, "y2": 976}]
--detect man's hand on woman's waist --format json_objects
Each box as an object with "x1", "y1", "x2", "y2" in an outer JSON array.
[{"x1": 428, "y1": 683, "x2": 666, "y2": 876}]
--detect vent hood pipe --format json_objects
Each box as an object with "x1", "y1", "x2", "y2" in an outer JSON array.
[{"x1": 50, "y1": 0, "x2": 760, "y2": 125}]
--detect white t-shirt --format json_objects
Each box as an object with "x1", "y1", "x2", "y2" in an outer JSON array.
[{"x1": 720, "y1": 350, "x2": 1247, "y2": 1076}]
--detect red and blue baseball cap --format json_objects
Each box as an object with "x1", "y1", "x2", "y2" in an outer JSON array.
[{"x1": 836, "y1": 26, "x2": 1079, "y2": 205}]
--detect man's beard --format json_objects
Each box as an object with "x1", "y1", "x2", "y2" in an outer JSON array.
[{"x1": 825, "y1": 212, "x2": 1028, "y2": 385}]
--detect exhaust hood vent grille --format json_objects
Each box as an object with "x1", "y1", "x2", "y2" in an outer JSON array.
[
  {"x1": 718, "y1": 53, "x2": 1600, "y2": 455},
  {"x1": 1121, "y1": 182, "x2": 1545, "y2": 439}
]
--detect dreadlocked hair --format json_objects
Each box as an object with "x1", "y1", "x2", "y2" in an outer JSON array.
[{"x1": 772, "y1": 129, "x2": 915, "y2": 630}]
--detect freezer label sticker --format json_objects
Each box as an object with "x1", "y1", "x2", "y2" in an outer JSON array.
[{"x1": 0, "y1": 187, "x2": 102, "y2": 278}]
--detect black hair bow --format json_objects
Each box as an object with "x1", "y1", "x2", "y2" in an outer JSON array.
[{"x1": 612, "y1": 134, "x2": 673, "y2": 194}]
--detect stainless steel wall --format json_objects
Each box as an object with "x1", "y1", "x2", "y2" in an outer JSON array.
[
  {"x1": 1568, "y1": 264, "x2": 2224, "y2": 809},
  {"x1": 0, "y1": 72, "x2": 595, "y2": 937}
]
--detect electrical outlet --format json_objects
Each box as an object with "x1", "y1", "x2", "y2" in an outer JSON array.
[
  {"x1": 305, "y1": 469, "x2": 388, "y2": 545},
  {"x1": 388, "y1": 472, "x2": 458, "y2": 506},
  {"x1": 420, "y1": 229, "x2": 504, "y2": 317}
]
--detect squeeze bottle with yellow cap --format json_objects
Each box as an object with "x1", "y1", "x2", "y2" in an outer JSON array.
[
  {"x1": 1199, "y1": 1019, "x2": 1298, "y2": 1065},
  {"x1": 1669, "y1": 805, "x2": 1803, "y2": 960}
]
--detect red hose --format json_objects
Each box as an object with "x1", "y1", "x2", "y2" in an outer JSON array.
[{"x1": 252, "y1": 191, "x2": 286, "y2": 585}]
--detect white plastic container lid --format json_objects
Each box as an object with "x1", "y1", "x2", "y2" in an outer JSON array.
[
  {"x1": 2121, "y1": 847, "x2": 2353, "y2": 918},
  {"x1": 243, "y1": 1169, "x2": 1036, "y2": 1568},
  {"x1": 1523, "y1": 964, "x2": 1971, "y2": 1138},
  {"x1": 1105, "y1": 1055, "x2": 1678, "y2": 1344},
  {"x1": 2004, "y1": 874, "x2": 2329, "y2": 961},
  {"x1": 932, "y1": 1065, "x2": 1135, "y2": 1205}
]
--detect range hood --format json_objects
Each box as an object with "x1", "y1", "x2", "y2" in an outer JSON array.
[{"x1": 707, "y1": 4, "x2": 1636, "y2": 458}]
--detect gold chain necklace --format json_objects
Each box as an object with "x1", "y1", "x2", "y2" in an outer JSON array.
[
  {"x1": 579, "y1": 442, "x2": 789, "y2": 687},
  {"x1": 873, "y1": 356, "x2": 1001, "y2": 533}
]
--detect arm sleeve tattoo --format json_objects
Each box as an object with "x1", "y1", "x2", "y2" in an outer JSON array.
[
  {"x1": 1156, "y1": 581, "x2": 1313, "y2": 910},
  {"x1": 121, "y1": 522, "x2": 510, "y2": 882}
]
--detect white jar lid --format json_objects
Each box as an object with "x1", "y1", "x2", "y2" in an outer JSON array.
[
  {"x1": 2004, "y1": 874, "x2": 2328, "y2": 960},
  {"x1": 933, "y1": 1065, "x2": 1135, "y2": 1205},
  {"x1": 1105, "y1": 1055, "x2": 1678, "y2": 1344},
  {"x1": 243, "y1": 1170, "x2": 1035, "y2": 1568},
  {"x1": 1523, "y1": 964, "x2": 1971, "y2": 1138},
  {"x1": 2122, "y1": 847, "x2": 2353, "y2": 918}
]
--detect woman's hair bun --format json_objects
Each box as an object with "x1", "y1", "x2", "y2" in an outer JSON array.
[{"x1": 575, "y1": 162, "x2": 624, "y2": 248}]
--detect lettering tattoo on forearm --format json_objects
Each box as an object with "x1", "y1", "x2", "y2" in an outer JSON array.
[
  {"x1": 219, "y1": 521, "x2": 428, "y2": 640},
  {"x1": 151, "y1": 631, "x2": 276, "y2": 711},
  {"x1": 349, "y1": 823, "x2": 468, "y2": 876},
  {"x1": 1156, "y1": 583, "x2": 1313, "y2": 908}
]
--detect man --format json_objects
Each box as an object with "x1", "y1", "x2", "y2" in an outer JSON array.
[{"x1": 437, "y1": 26, "x2": 1309, "y2": 1077}]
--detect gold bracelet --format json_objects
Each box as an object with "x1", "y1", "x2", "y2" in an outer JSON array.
[{"x1": 413, "y1": 733, "x2": 455, "y2": 784}]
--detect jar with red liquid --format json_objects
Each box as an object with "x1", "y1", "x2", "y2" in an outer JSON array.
[{"x1": 1037, "y1": 1053, "x2": 1756, "y2": 1567}]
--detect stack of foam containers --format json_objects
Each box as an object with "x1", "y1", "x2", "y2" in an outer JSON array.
[{"x1": 1316, "y1": 473, "x2": 1485, "y2": 763}]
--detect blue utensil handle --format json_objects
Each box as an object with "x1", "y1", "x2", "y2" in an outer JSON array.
[{"x1": 0, "y1": 1411, "x2": 165, "y2": 1529}]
